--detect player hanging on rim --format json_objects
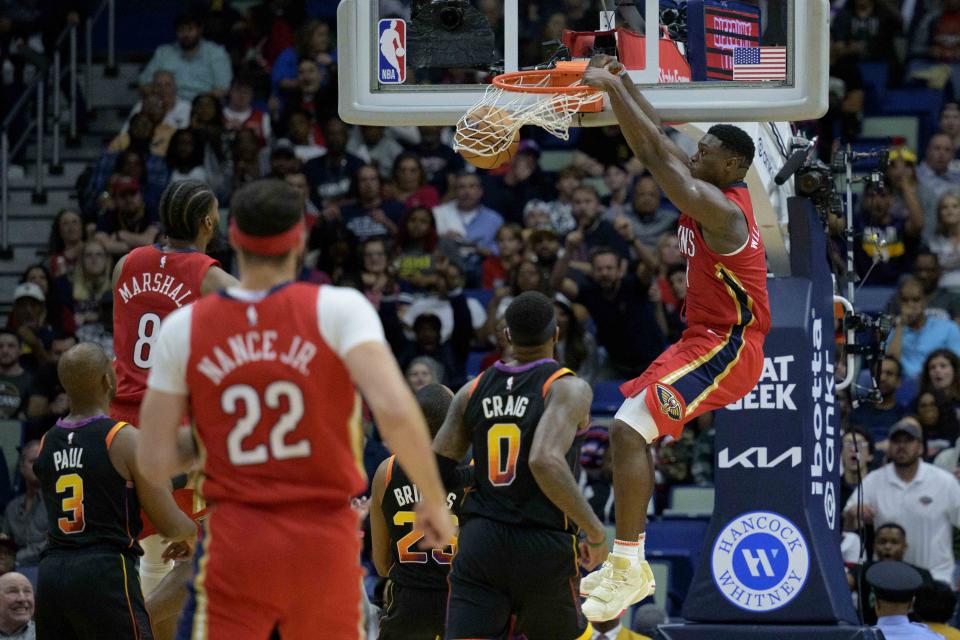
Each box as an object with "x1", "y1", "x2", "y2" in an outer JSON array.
[
  {"x1": 434, "y1": 291, "x2": 607, "y2": 640},
  {"x1": 579, "y1": 56, "x2": 771, "y2": 621},
  {"x1": 111, "y1": 179, "x2": 237, "y2": 637},
  {"x1": 137, "y1": 179, "x2": 453, "y2": 640}
]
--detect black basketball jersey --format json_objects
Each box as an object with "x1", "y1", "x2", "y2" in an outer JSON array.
[
  {"x1": 382, "y1": 454, "x2": 467, "y2": 590},
  {"x1": 35, "y1": 417, "x2": 143, "y2": 555},
  {"x1": 461, "y1": 359, "x2": 580, "y2": 533}
]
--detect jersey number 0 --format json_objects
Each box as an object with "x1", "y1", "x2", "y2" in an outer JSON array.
[{"x1": 223, "y1": 381, "x2": 311, "y2": 466}]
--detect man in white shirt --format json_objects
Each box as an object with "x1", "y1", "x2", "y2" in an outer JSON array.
[
  {"x1": 844, "y1": 417, "x2": 960, "y2": 583},
  {"x1": 432, "y1": 173, "x2": 504, "y2": 280},
  {"x1": 126, "y1": 70, "x2": 191, "y2": 131}
]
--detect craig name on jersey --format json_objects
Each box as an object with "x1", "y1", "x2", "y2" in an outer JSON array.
[
  {"x1": 480, "y1": 392, "x2": 529, "y2": 420},
  {"x1": 194, "y1": 324, "x2": 319, "y2": 385}
]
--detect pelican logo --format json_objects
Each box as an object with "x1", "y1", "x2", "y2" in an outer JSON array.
[{"x1": 654, "y1": 383, "x2": 684, "y2": 422}]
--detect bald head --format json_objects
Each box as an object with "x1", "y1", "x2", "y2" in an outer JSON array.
[
  {"x1": 415, "y1": 383, "x2": 454, "y2": 438},
  {"x1": 58, "y1": 342, "x2": 114, "y2": 406},
  {"x1": 0, "y1": 571, "x2": 33, "y2": 634}
]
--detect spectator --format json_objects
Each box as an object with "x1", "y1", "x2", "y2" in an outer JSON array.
[
  {"x1": 432, "y1": 173, "x2": 505, "y2": 277},
  {"x1": 394, "y1": 207, "x2": 439, "y2": 292},
  {"x1": 138, "y1": 11, "x2": 232, "y2": 100},
  {"x1": 661, "y1": 263, "x2": 688, "y2": 343},
  {"x1": 546, "y1": 167, "x2": 581, "y2": 236},
  {"x1": 914, "y1": 390, "x2": 960, "y2": 460},
  {"x1": 886, "y1": 276, "x2": 960, "y2": 379},
  {"x1": 266, "y1": 145, "x2": 300, "y2": 179},
  {"x1": 884, "y1": 148, "x2": 936, "y2": 242},
  {"x1": 911, "y1": 0, "x2": 960, "y2": 62},
  {"x1": 0, "y1": 572, "x2": 33, "y2": 639},
  {"x1": 480, "y1": 143, "x2": 554, "y2": 223},
  {"x1": 128, "y1": 70, "x2": 191, "y2": 130},
  {"x1": 166, "y1": 129, "x2": 207, "y2": 183},
  {"x1": 222, "y1": 76, "x2": 272, "y2": 144},
  {"x1": 232, "y1": 128, "x2": 264, "y2": 188},
  {"x1": 278, "y1": 58, "x2": 336, "y2": 126},
  {"x1": 271, "y1": 19, "x2": 336, "y2": 97},
  {"x1": 840, "y1": 427, "x2": 873, "y2": 511},
  {"x1": 554, "y1": 294, "x2": 599, "y2": 383},
  {"x1": 17, "y1": 265, "x2": 69, "y2": 337},
  {"x1": 914, "y1": 581, "x2": 960, "y2": 640},
  {"x1": 855, "y1": 183, "x2": 922, "y2": 286},
  {"x1": 918, "y1": 134, "x2": 960, "y2": 206},
  {"x1": 7, "y1": 285, "x2": 51, "y2": 369},
  {"x1": 830, "y1": 0, "x2": 902, "y2": 68},
  {"x1": 528, "y1": 226, "x2": 563, "y2": 283},
  {"x1": 110, "y1": 149, "x2": 166, "y2": 217},
  {"x1": 189, "y1": 94, "x2": 231, "y2": 198},
  {"x1": 0, "y1": 330, "x2": 33, "y2": 421},
  {"x1": 554, "y1": 246, "x2": 667, "y2": 380},
  {"x1": 83, "y1": 133, "x2": 169, "y2": 225},
  {"x1": 303, "y1": 117, "x2": 364, "y2": 207},
  {"x1": 482, "y1": 224, "x2": 524, "y2": 290},
  {"x1": 340, "y1": 165, "x2": 404, "y2": 241},
  {"x1": 0, "y1": 539, "x2": 14, "y2": 576},
  {"x1": 820, "y1": 49, "x2": 864, "y2": 163},
  {"x1": 608, "y1": 175, "x2": 678, "y2": 251},
  {"x1": 847, "y1": 523, "x2": 935, "y2": 625},
  {"x1": 348, "y1": 126, "x2": 404, "y2": 179},
  {"x1": 478, "y1": 259, "x2": 551, "y2": 346},
  {"x1": 910, "y1": 251, "x2": 960, "y2": 320},
  {"x1": 851, "y1": 357, "x2": 908, "y2": 441},
  {"x1": 413, "y1": 126, "x2": 464, "y2": 196},
  {"x1": 574, "y1": 125, "x2": 633, "y2": 172},
  {"x1": 569, "y1": 185, "x2": 631, "y2": 261},
  {"x1": 24, "y1": 333, "x2": 74, "y2": 432},
  {"x1": 305, "y1": 223, "x2": 360, "y2": 285},
  {"x1": 108, "y1": 109, "x2": 173, "y2": 159},
  {"x1": 93, "y1": 177, "x2": 160, "y2": 258},
  {"x1": 920, "y1": 348, "x2": 960, "y2": 410},
  {"x1": 2, "y1": 442, "x2": 45, "y2": 574},
  {"x1": 282, "y1": 109, "x2": 325, "y2": 163},
  {"x1": 65, "y1": 240, "x2": 111, "y2": 328},
  {"x1": 844, "y1": 418, "x2": 960, "y2": 584},
  {"x1": 46, "y1": 208, "x2": 84, "y2": 279},
  {"x1": 930, "y1": 191, "x2": 960, "y2": 290},
  {"x1": 73, "y1": 291, "x2": 114, "y2": 359},
  {"x1": 283, "y1": 171, "x2": 321, "y2": 231},
  {"x1": 939, "y1": 103, "x2": 960, "y2": 154},
  {"x1": 405, "y1": 356, "x2": 443, "y2": 392},
  {"x1": 602, "y1": 163, "x2": 632, "y2": 219},
  {"x1": 359, "y1": 237, "x2": 397, "y2": 309},
  {"x1": 387, "y1": 153, "x2": 440, "y2": 211}
]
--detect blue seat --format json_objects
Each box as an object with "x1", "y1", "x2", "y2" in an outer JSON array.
[
  {"x1": 592, "y1": 380, "x2": 625, "y2": 414},
  {"x1": 881, "y1": 88, "x2": 944, "y2": 144},
  {"x1": 645, "y1": 518, "x2": 709, "y2": 614},
  {"x1": 854, "y1": 286, "x2": 895, "y2": 314},
  {"x1": 896, "y1": 375, "x2": 918, "y2": 405},
  {"x1": 466, "y1": 351, "x2": 491, "y2": 378},
  {"x1": 858, "y1": 62, "x2": 889, "y2": 114}
]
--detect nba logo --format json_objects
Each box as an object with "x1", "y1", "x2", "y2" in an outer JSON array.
[{"x1": 377, "y1": 19, "x2": 406, "y2": 84}]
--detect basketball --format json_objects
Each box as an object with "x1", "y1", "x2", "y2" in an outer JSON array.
[{"x1": 456, "y1": 105, "x2": 520, "y2": 170}]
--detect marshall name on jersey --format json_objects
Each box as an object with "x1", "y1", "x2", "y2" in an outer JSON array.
[{"x1": 116, "y1": 271, "x2": 195, "y2": 308}]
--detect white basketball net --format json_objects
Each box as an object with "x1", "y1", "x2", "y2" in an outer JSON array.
[{"x1": 453, "y1": 74, "x2": 603, "y2": 157}]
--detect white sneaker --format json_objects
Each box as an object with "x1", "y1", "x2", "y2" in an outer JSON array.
[
  {"x1": 581, "y1": 556, "x2": 655, "y2": 622},
  {"x1": 579, "y1": 560, "x2": 613, "y2": 596}
]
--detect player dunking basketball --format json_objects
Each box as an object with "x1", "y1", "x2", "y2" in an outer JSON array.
[
  {"x1": 136, "y1": 179, "x2": 453, "y2": 640},
  {"x1": 434, "y1": 291, "x2": 607, "y2": 640},
  {"x1": 111, "y1": 179, "x2": 236, "y2": 619},
  {"x1": 579, "y1": 57, "x2": 771, "y2": 620}
]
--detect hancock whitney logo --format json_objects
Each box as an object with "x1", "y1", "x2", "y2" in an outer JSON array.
[
  {"x1": 378, "y1": 19, "x2": 406, "y2": 84},
  {"x1": 654, "y1": 383, "x2": 684, "y2": 421},
  {"x1": 711, "y1": 511, "x2": 809, "y2": 612}
]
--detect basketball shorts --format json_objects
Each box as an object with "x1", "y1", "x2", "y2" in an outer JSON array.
[
  {"x1": 176, "y1": 501, "x2": 364, "y2": 640},
  {"x1": 36, "y1": 549, "x2": 153, "y2": 640},
  {"x1": 446, "y1": 517, "x2": 591, "y2": 640},
  {"x1": 378, "y1": 581, "x2": 447, "y2": 640},
  {"x1": 618, "y1": 324, "x2": 765, "y2": 441}
]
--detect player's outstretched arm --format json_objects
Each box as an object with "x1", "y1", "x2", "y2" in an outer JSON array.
[
  {"x1": 583, "y1": 67, "x2": 745, "y2": 237},
  {"x1": 345, "y1": 341, "x2": 454, "y2": 549},
  {"x1": 529, "y1": 377, "x2": 606, "y2": 560},
  {"x1": 369, "y1": 458, "x2": 394, "y2": 577},
  {"x1": 109, "y1": 425, "x2": 197, "y2": 543},
  {"x1": 200, "y1": 265, "x2": 239, "y2": 296}
]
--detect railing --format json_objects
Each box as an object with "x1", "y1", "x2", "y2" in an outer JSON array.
[{"x1": 0, "y1": 0, "x2": 116, "y2": 257}]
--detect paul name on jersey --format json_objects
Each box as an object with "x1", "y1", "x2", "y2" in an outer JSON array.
[
  {"x1": 194, "y1": 328, "x2": 319, "y2": 385},
  {"x1": 52, "y1": 447, "x2": 83, "y2": 471},
  {"x1": 116, "y1": 272, "x2": 195, "y2": 308}
]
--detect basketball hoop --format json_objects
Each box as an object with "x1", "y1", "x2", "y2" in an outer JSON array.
[{"x1": 453, "y1": 61, "x2": 604, "y2": 157}]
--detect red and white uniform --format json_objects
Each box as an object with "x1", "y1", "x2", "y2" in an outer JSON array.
[
  {"x1": 619, "y1": 183, "x2": 770, "y2": 439},
  {"x1": 111, "y1": 245, "x2": 218, "y2": 423},
  {"x1": 111, "y1": 245, "x2": 218, "y2": 537},
  {"x1": 148, "y1": 282, "x2": 384, "y2": 640}
]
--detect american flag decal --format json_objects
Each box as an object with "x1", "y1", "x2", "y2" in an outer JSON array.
[{"x1": 732, "y1": 47, "x2": 787, "y2": 81}]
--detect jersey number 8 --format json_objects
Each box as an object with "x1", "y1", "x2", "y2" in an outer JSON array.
[
  {"x1": 133, "y1": 312, "x2": 161, "y2": 368},
  {"x1": 223, "y1": 381, "x2": 311, "y2": 466}
]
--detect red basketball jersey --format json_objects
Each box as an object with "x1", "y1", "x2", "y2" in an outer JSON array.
[
  {"x1": 112, "y1": 245, "x2": 218, "y2": 412},
  {"x1": 185, "y1": 283, "x2": 366, "y2": 507},
  {"x1": 676, "y1": 183, "x2": 771, "y2": 334}
]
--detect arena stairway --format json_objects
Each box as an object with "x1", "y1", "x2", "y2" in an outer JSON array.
[{"x1": 0, "y1": 61, "x2": 142, "y2": 317}]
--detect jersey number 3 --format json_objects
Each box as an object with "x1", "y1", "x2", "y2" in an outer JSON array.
[
  {"x1": 56, "y1": 473, "x2": 85, "y2": 534},
  {"x1": 223, "y1": 381, "x2": 310, "y2": 466}
]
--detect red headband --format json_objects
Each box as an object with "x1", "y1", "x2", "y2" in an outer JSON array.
[{"x1": 229, "y1": 219, "x2": 304, "y2": 256}]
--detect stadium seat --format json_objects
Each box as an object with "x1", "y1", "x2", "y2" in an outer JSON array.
[
  {"x1": 663, "y1": 485, "x2": 715, "y2": 518},
  {"x1": 880, "y1": 88, "x2": 944, "y2": 145},
  {"x1": 895, "y1": 375, "x2": 918, "y2": 405},
  {"x1": 592, "y1": 381, "x2": 625, "y2": 414},
  {"x1": 857, "y1": 62, "x2": 889, "y2": 113},
  {"x1": 647, "y1": 560, "x2": 671, "y2": 611},
  {"x1": 854, "y1": 286, "x2": 895, "y2": 314}
]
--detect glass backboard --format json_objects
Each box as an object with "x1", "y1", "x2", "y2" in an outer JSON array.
[{"x1": 338, "y1": 0, "x2": 828, "y2": 126}]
